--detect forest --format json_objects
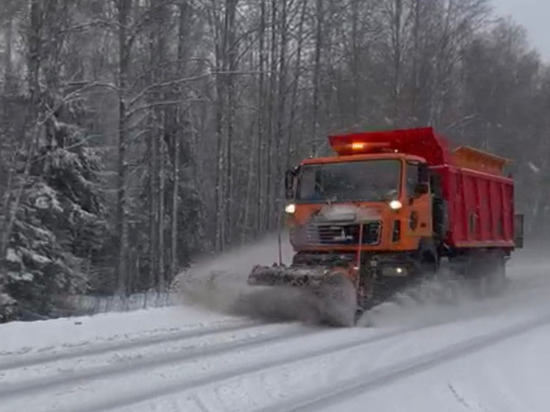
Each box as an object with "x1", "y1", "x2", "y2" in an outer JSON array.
[{"x1": 1, "y1": 0, "x2": 549, "y2": 320}]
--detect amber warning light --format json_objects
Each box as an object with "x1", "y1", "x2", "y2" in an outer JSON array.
[{"x1": 330, "y1": 139, "x2": 391, "y2": 156}]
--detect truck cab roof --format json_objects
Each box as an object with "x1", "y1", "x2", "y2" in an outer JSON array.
[{"x1": 301, "y1": 153, "x2": 427, "y2": 166}]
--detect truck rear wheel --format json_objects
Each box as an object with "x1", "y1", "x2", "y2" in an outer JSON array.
[
  {"x1": 462, "y1": 253, "x2": 507, "y2": 298},
  {"x1": 482, "y1": 255, "x2": 508, "y2": 297}
]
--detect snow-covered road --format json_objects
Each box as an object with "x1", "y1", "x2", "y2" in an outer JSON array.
[{"x1": 1, "y1": 255, "x2": 550, "y2": 412}]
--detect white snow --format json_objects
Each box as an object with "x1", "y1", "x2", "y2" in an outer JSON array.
[
  {"x1": 1, "y1": 250, "x2": 550, "y2": 412},
  {"x1": 329, "y1": 323, "x2": 550, "y2": 412},
  {"x1": 5, "y1": 248, "x2": 21, "y2": 264},
  {"x1": 0, "y1": 305, "x2": 240, "y2": 355},
  {"x1": 528, "y1": 161, "x2": 541, "y2": 173}
]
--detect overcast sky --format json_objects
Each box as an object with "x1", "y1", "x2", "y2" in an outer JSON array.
[{"x1": 493, "y1": 0, "x2": 550, "y2": 61}]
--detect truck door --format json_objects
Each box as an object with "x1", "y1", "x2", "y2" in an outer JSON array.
[{"x1": 405, "y1": 162, "x2": 433, "y2": 240}]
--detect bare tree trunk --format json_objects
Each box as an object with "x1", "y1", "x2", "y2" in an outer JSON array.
[
  {"x1": 350, "y1": 0, "x2": 360, "y2": 122},
  {"x1": 411, "y1": 0, "x2": 421, "y2": 124},
  {"x1": 116, "y1": 0, "x2": 132, "y2": 295},
  {"x1": 285, "y1": 0, "x2": 307, "y2": 168},
  {"x1": 3, "y1": 19, "x2": 13, "y2": 94},
  {"x1": 241, "y1": 122, "x2": 256, "y2": 243},
  {"x1": 274, "y1": 0, "x2": 288, "y2": 229},
  {"x1": 212, "y1": 0, "x2": 239, "y2": 250},
  {"x1": 391, "y1": 0, "x2": 403, "y2": 124},
  {"x1": 170, "y1": 125, "x2": 179, "y2": 277},
  {"x1": 212, "y1": 2, "x2": 225, "y2": 251},
  {"x1": 147, "y1": 1, "x2": 159, "y2": 291},
  {"x1": 157, "y1": 120, "x2": 166, "y2": 291},
  {"x1": 28, "y1": 0, "x2": 42, "y2": 103},
  {"x1": 214, "y1": 98, "x2": 225, "y2": 251},
  {"x1": 256, "y1": 0, "x2": 266, "y2": 235},
  {"x1": 157, "y1": 0, "x2": 167, "y2": 291},
  {"x1": 265, "y1": 0, "x2": 278, "y2": 230},
  {"x1": 0, "y1": 18, "x2": 15, "y2": 252},
  {"x1": 311, "y1": 0, "x2": 323, "y2": 156},
  {"x1": 170, "y1": 0, "x2": 189, "y2": 278},
  {"x1": 148, "y1": 125, "x2": 158, "y2": 288},
  {"x1": 224, "y1": 0, "x2": 238, "y2": 246}
]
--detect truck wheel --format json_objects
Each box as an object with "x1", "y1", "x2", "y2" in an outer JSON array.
[
  {"x1": 420, "y1": 254, "x2": 438, "y2": 280},
  {"x1": 455, "y1": 257, "x2": 485, "y2": 299},
  {"x1": 484, "y1": 255, "x2": 508, "y2": 297},
  {"x1": 467, "y1": 255, "x2": 507, "y2": 299}
]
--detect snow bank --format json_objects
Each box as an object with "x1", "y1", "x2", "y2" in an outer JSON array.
[
  {"x1": 65, "y1": 292, "x2": 176, "y2": 316},
  {"x1": 0, "y1": 305, "x2": 238, "y2": 355}
]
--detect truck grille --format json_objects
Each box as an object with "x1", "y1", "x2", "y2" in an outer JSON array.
[{"x1": 293, "y1": 222, "x2": 382, "y2": 246}]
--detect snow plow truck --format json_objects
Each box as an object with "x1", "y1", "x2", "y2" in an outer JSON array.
[{"x1": 248, "y1": 127, "x2": 524, "y2": 326}]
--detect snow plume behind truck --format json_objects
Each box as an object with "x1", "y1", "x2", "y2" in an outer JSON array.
[{"x1": 248, "y1": 127, "x2": 524, "y2": 326}]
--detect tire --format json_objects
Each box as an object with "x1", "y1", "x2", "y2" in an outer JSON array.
[
  {"x1": 484, "y1": 255, "x2": 508, "y2": 297},
  {"x1": 465, "y1": 254, "x2": 507, "y2": 299}
]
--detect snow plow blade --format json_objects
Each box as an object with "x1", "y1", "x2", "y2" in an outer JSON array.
[
  {"x1": 247, "y1": 265, "x2": 359, "y2": 327},
  {"x1": 248, "y1": 265, "x2": 327, "y2": 288}
]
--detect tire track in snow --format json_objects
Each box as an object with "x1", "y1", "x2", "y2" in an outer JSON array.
[
  {"x1": 265, "y1": 313, "x2": 550, "y2": 412},
  {"x1": 70, "y1": 323, "x2": 425, "y2": 412},
  {"x1": 0, "y1": 322, "x2": 312, "y2": 399},
  {"x1": 6, "y1": 281, "x2": 546, "y2": 412},
  {"x1": 0, "y1": 319, "x2": 260, "y2": 372},
  {"x1": 71, "y1": 312, "x2": 550, "y2": 412}
]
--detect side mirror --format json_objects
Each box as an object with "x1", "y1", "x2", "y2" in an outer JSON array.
[
  {"x1": 285, "y1": 169, "x2": 296, "y2": 199},
  {"x1": 418, "y1": 163, "x2": 429, "y2": 184},
  {"x1": 415, "y1": 182, "x2": 429, "y2": 196},
  {"x1": 414, "y1": 163, "x2": 430, "y2": 196}
]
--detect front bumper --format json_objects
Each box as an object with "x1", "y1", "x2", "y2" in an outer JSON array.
[{"x1": 360, "y1": 252, "x2": 417, "y2": 278}]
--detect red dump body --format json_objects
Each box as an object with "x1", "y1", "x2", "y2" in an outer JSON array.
[
  {"x1": 435, "y1": 164, "x2": 514, "y2": 249},
  {"x1": 328, "y1": 127, "x2": 516, "y2": 250}
]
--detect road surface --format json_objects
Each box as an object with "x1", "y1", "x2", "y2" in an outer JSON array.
[{"x1": 1, "y1": 254, "x2": 549, "y2": 412}]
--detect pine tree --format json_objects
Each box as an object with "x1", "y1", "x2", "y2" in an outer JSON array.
[{"x1": 4, "y1": 97, "x2": 108, "y2": 316}]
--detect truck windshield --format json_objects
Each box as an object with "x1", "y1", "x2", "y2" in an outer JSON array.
[{"x1": 296, "y1": 160, "x2": 401, "y2": 203}]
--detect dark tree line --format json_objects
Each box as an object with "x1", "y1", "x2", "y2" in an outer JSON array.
[{"x1": 1, "y1": 0, "x2": 549, "y2": 320}]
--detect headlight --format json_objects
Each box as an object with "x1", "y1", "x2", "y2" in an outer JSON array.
[
  {"x1": 381, "y1": 266, "x2": 408, "y2": 277},
  {"x1": 285, "y1": 204, "x2": 296, "y2": 214},
  {"x1": 389, "y1": 200, "x2": 403, "y2": 210}
]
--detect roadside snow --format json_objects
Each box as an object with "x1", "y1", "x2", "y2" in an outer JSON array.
[{"x1": 0, "y1": 305, "x2": 240, "y2": 355}]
